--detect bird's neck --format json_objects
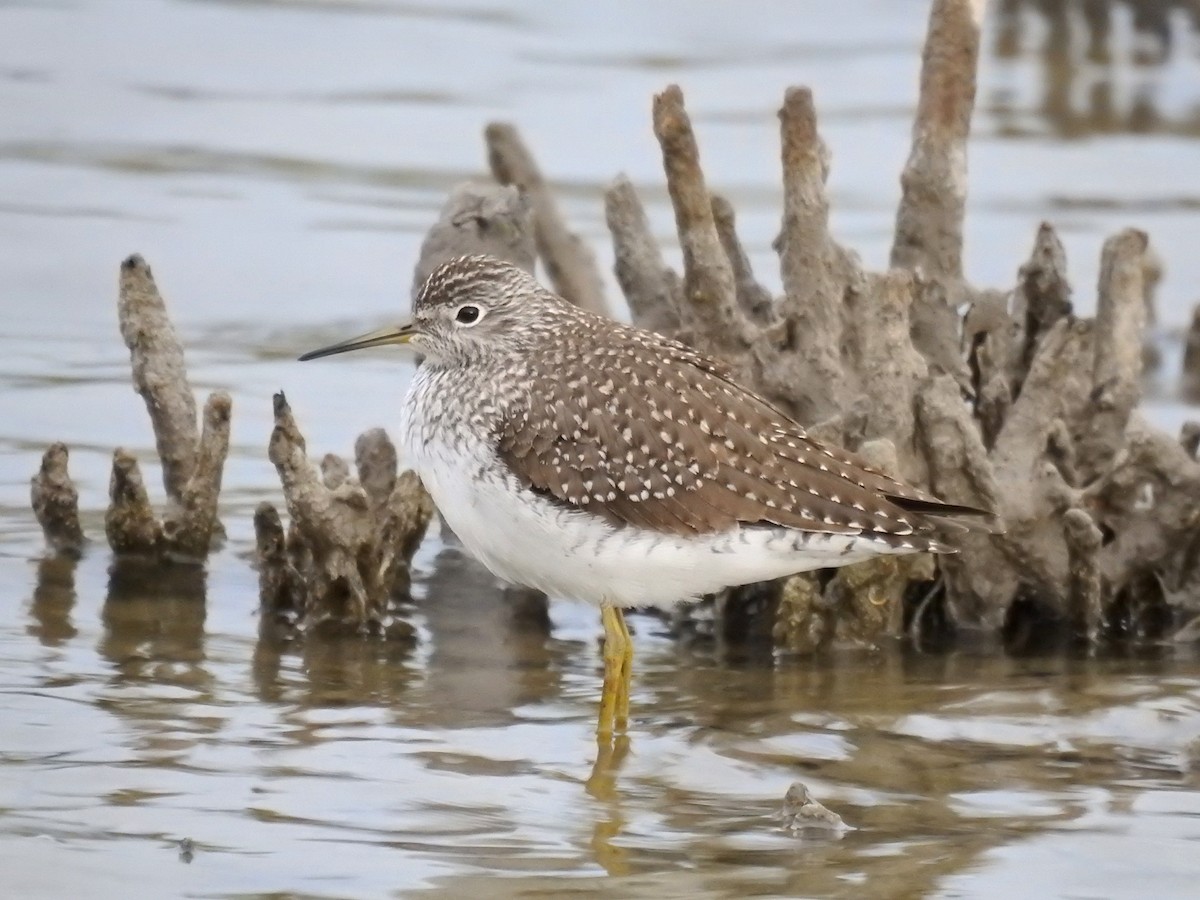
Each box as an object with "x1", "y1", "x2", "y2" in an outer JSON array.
[{"x1": 408, "y1": 355, "x2": 527, "y2": 436}]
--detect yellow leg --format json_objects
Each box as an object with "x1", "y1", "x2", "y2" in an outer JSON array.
[
  {"x1": 614, "y1": 607, "x2": 632, "y2": 731},
  {"x1": 588, "y1": 607, "x2": 634, "y2": 870},
  {"x1": 598, "y1": 604, "x2": 634, "y2": 737}
]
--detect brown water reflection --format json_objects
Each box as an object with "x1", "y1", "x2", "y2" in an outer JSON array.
[
  {"x1": 9, "y1": 546, "x2": 1200, "y2": 897},
  {"x1": 28, "y1": 555, "x2": 78, "y2": 647},
  {"x1": 992, "y1": 0, "x2": 1200, "y2": 139}
]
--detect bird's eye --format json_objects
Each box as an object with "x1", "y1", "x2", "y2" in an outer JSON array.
[{"x1": 455, "y1": 305, "x2": 482, "y2": 325}]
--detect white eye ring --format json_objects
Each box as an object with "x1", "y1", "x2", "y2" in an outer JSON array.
[{"x1": 454, "y1": 304, "x2": 484, "y2": 326}]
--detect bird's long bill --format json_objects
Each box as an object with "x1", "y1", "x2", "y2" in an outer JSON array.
[{"x1": 298, "y1": 322, "x2": 416, "y2": 361}]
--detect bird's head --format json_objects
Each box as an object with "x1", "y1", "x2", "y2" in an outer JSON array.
[{"x1": 299, "y1": 255, "x2": 557, "y2": 367}]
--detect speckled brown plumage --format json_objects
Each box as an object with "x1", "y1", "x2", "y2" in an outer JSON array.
[
  {"x1": 302, "y1": 253, "x2": 997, "y2": 736},
  {"x1": 414, "y1": 255, "x2": 989, "y2": 552},
  {"x1": 302, "y1": 254, "x2": 996, "y2": 610}
]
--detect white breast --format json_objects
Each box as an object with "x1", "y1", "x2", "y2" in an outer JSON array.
[{"x1": 400, "y1": 376, "x2": 897, "y2": 608}]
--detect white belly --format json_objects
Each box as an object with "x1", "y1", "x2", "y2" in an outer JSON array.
[{"x1": 403, "y1": 431, "x2": 903, "y2": 609}]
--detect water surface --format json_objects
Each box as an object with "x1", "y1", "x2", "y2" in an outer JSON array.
[{"x1": 3, "y1": 1, "x2": 1200, "y2": 896}]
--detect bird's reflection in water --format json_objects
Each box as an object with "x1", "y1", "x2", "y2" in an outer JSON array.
[
  {"x1": 248, "y1": 543, "x2": 563, "y2": 724},
  {"x1": 586, "y1": 733, "x2": 633, "y2": 876},
  {"x1": 416, "y1": 545, "x2": 559, "y2": 728},
  {"x1": 27, "y1": 537, "x2": 640, "y2": 873},
  {"x1": 421, "y1": 543, "x2": 638, "y2": 875}
]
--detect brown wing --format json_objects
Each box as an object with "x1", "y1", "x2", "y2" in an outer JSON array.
[{"x1": 496, "y1": 324, "x2": 983, "y2": 542}]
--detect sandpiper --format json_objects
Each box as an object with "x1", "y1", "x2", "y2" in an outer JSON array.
[{"x1": 300, "y1": 255, "x2": 990, "y2": 735}]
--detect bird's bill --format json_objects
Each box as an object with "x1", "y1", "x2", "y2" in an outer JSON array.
[{"x1": 298, "y1": 322, "x2": 417, "y2": 361}]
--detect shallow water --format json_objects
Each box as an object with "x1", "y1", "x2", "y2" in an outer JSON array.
[{"x1": 3, "y1": 1, "x2": 1200, "y2": 896}]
